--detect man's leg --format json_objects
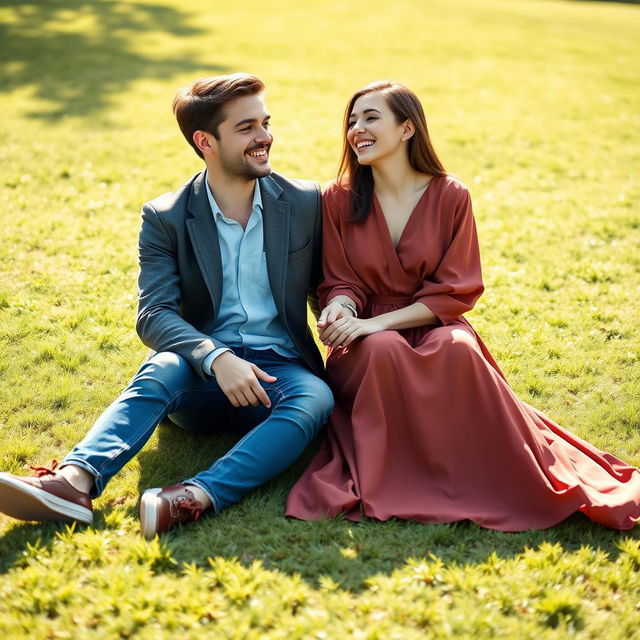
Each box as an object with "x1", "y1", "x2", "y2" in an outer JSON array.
[
  {"x1": 62, "y1": 351, "x2": 219, "y2": 496},
  {"x1": 140, "y1": 348, "x2": 333, "y2": 536},
  {"x1": 170, "y1": 349, "x2": 333, "y2": 512},
  {"x1": 0, "y1": 351, "x2": 218, "y2": 524}
]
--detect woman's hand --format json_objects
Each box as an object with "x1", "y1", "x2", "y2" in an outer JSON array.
[
  {"x1": 320, "y1": 316, "x2": 386, "y2": 348},
  {"x1": 319, "y1": 300, "x2": 438, "y2": 348}
]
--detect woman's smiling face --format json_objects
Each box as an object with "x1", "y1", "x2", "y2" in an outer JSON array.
[{"x1": 346, "y1": 92, "x2": 408, "y2": 166}]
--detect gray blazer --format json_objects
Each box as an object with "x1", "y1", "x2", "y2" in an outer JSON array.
[{"x1": 136, "y1": 170, "x2": 325, "y2": 379}]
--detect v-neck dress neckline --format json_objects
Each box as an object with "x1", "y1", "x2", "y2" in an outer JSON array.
[{"x1": 372, "y1": 179, "x2": 433, "y2": 254}]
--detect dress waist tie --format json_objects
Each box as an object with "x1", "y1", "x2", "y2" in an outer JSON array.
[{"x1": 368, "y1": 295, "x2": 413, "y2": 306}]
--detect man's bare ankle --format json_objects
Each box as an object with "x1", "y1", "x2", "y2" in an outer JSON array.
[
  {"x1": 58, "y1": 465, "x2": 94, "y2": 494},
  {"x1": 186, "y1": 485, "x2": 212, "y2": 510}
]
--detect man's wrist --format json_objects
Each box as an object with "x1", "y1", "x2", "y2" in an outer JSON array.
[{"x1": 204, "y1": 347, "x2": 233, "y2": 376}]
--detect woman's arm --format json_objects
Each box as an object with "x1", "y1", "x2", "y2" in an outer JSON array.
[
  {"x1": 318, "y1": 184, "x2": 368, "y2": 311},
  {"x1": 320, "y1": 301, "x2": 438, "y2": 347}
]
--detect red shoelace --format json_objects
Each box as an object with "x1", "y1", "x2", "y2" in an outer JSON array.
[
  {"x1": 173, "y1": 494, "x2": 203, "y2": 522},
  {"x1": 29, "y1": 460, "x2": 59, "y2": 477}
]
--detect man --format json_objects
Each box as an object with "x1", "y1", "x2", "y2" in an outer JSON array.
[{"x1": 0, "y1": 73, "x2": 333, "y2": 538}]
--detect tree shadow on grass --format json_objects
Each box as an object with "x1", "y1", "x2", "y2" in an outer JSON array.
[{"x1": 0, "y1": 0, "x2": 225, "y2": 119}]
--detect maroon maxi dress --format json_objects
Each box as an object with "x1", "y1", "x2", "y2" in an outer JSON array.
[{"x1": 286, "y1": 176, "x2": 640, "y2": 531}]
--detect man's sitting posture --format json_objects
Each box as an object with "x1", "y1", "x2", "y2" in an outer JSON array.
[{"x1": 0, "y1": 73, "x2": 333, "y2": 538}]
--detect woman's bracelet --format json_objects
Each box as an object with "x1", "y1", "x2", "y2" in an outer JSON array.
[{"x1": 340, "y1": 301, "x2": 358, "y2": 317}]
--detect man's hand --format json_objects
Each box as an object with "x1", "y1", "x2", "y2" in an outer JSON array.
[
  {"x1": 317, "y1": 297, "x2": 356, "y2": 333},
  {"x1": 211, "y1": 351, "x2": 277, "y2": 408}
]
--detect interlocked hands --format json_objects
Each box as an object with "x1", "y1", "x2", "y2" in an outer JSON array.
[{"x1": 317, "y1": 299, "x2": 384, "y2": 348}]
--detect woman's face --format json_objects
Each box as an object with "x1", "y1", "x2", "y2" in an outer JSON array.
[{"x1": 346, "y1": 92, "x2": 408, "y2": 166}]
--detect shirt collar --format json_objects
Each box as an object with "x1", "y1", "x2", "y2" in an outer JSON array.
[{"x1": 204, "y1": 171, "x2": 263, "y2": 220}]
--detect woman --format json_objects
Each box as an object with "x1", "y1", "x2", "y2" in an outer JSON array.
[{"x1": 286, "y1": 81, "x2": 640, "y2": 531}]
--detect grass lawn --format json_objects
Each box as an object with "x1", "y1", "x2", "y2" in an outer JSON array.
[{"x1": 1, "y1": 0, "x2": 640, "y2": 637}]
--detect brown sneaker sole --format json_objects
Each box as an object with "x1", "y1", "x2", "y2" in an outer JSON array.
[{"x1": 0, "y1": 473, "x2": 93, "y2": 524}]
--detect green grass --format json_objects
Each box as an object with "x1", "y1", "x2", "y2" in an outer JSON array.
[{"x1": 1, "y1": 0, "x2": 640, "y2": 637}]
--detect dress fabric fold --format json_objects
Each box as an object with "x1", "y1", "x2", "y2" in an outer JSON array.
[{"x1": 285, "y1": 177, "x2": 640, "y2": 531}]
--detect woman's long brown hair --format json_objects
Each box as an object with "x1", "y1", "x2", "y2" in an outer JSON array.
[{"x1": 337, "y1": 81, "x2": 446, "y2": 223}]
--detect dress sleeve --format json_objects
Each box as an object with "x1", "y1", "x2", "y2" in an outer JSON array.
[
  {"x1": 318, "y1": 184, "x2": 368, "y2": 311},
  {"x1": 413, "y1": 186, "x2": 484, "y2": 325}
]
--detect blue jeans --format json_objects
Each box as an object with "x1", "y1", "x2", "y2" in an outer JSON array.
[{"x1": 62, "y1": 348, "x2": 333, "y2": 512}]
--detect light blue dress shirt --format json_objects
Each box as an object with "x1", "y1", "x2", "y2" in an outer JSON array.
[{"x1": 201, "y1": 177, "x2": 299, "y2": 375}]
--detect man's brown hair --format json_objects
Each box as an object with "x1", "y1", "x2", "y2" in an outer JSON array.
[{"x1": 172, "y1": 73, "x2": 265, "y2": 159}]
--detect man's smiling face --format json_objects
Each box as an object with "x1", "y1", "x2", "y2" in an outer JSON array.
[{"x1": 212, "y1": 93, "x2": 273, "y2": 180}]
